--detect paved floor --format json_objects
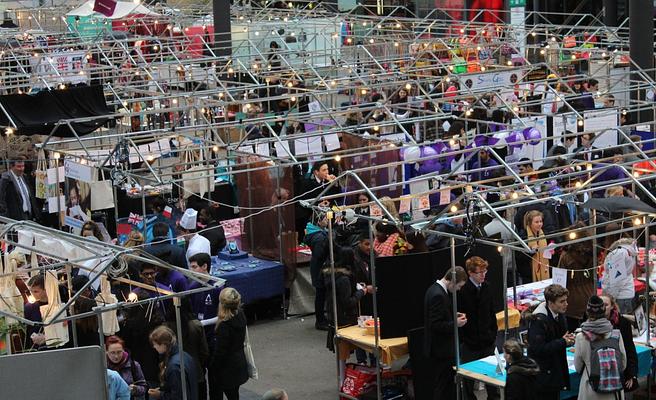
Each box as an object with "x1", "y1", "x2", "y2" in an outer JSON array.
[{"x1": 239, "y1": 315, "x2": 338, "y2": 400}]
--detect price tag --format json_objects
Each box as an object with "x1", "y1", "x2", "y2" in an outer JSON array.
[
  {"x1": 370, "y1": 204, "x2": 383, "y2": 217},
  {"x1": 416, "y1": 194, "x2": 430, "y2": 211}
]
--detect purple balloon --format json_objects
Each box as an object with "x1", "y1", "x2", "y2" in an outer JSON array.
[
  {"x1": 523, "y1": 127, "x2": 541, "y2": 146},
  {"x1": 506, "y1": 131, "x2": 524, "y2": 149}
]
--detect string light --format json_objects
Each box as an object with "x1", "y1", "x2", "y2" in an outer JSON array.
[
  {"x1": 450, "y1": 205, "x2": 458, "y2": 213},
  {"x1": 568, "y1": 232, "x2": 577, "y2": 240},
  {"x1": 334, "y1": 155, "x2": 341, "y2": 162},
  {"x1": 213, "y1": 146, "x2": 219, "y2": 152},
  {"x1": 634, "y1": 218, "x2": 643, "y2": 226}
]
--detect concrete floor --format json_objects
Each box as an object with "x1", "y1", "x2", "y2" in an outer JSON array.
[{"x1": 238, "y1": 315, "x2": 338, "y2": 400}]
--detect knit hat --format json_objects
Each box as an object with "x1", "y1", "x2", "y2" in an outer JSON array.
[{"x1": 586, "y1": 295, "x2": 606, "y2": 319}]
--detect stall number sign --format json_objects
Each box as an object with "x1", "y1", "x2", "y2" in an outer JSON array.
[{"x1": 509, "y1": 0, "x2": 525, "y2": 7}]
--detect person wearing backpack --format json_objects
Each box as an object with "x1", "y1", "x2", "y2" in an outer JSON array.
[{"x1": 574, "y1": 295, "x2": 627, "y2": 400}]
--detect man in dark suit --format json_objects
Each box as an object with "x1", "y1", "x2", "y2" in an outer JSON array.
[
  {"x1": 574, "y1": 132, "x2": 602, "y2": 163},
  {"x1": 424, "y1": 266, "x2": 468, "y2": 400},
  {"x1": 458, "y1": 256, "x2": 499, "y2": 400},
  {"x1": 0, "y1": 155, "x2": 39, "y2": 221},
  {"x1": 527, "y1": 284, "x2": 574, "y2": 400}
]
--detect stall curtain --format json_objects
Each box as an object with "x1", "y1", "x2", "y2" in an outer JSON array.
[{"x1": 0, "y1": 85, "x2": 113, "y2": 136}]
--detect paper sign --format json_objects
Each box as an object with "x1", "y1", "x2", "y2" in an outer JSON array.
[
  {"x1": 413, "y1": 194, "x2": 430, "y2": 211},
  {"x1": 274, "y1": 141, "x2": 292, "y2": 158},
  {"x1": 370, "y1": 204, "x2": 382, "y2": 217},
  {"x1": 47, "y1": 195, "x2": 65, "y2": 214},
  {"x1": 552, "y1": 267, "x2": 567, "y2": 288},
  {"x1": 256, "y1": 143, "x2": 270, "y2": 157},
  {"x1": 64, "y1": 159, "x2": 94, "y2": 183},
  {"x1": 324, "y1": 133, "x2": 341, "y2": 151},
  {"x1": 307, "y1": 137, "x2": 323, "y2": 154},
  {"x1": 158, "y1": 138, "x2": 171, "y2": 154},
  {"x1": 47, "y1": 166, "x2": 65, "y2": 184},
  {"x1": 294, "y1": 138, "x2": 310, "y2": 155},
  {"x1": 237, "y1": 145, "x2": 254, "y2": 154},
  {"x1": 64, "y1": 215, "x2": 85, "y2": 230},
  {"x1": 398, "y1": 196, "x2": 411, "y2": 214},
  {"x1": 439, "y1": 189, "x2": 451, "y2": 205}
]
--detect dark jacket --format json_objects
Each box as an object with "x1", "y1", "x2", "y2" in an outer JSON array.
[
  {"x1": 146, "y1": 241, "x2": 187, "y2": 270},
  {"x1": 558, "y1": 244, "x2": 594, "y2": 320},
  {"x1": 426, "y1": 221, "x2": 464, "y2": 251},
  {"x1": 613, "y1": 312, "x2": 638, "y2": 386},
  {"x1": 161, "y1": 345, "x2": 199, "y2": 400},
  {"x1": 305, "y1": 226, "x2": 329, "y2": 288},
  {"x1": 0, "y1": 170, "x2": 40, "y2": 221},
  {"x1": 167, "y1": 320, "x2": 209, "y2": 384},
  {"x1": 527, "y1": 302, "x2": 570, "y2": 392},
  {"x1": 107, "y1": 351, "x2": 148, "y2": 399},
  {"x1": 505, "y1": 357, "x2": 540, "y2": 400},
  {"x1": 210, "y1": 310, "x2": 249, "y2": 389},
  {"x1": 424, "y1": 281, "x2": 457, "y2": 360},
  {"x1": 324, "y1": 268, "x2": 365, "y2": 327},
  {"x1": 156, "y1": 269, "x2": 188, "y2": 293},
  {"x1": 457, "y1": 279, "x2": 498, "y2": 350},
  {"x1": 200, "y1": 220, "x2": 226, "y2": 256}
]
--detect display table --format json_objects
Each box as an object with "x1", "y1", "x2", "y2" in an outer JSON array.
[
  {"x1": 458, "y1": 344, "x2": 652, "y2": 399},
  {"x1": 335, "y1": 325, "x2": 408, "y2": 366},
  {"x1": 210, "y1": 255, "x2": 284, "y2": 305}
]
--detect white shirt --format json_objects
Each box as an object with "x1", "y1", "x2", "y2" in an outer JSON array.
[
  {"x1": 10, "y1": 170, "x2": 30, "y2": 212},
  {"x1": 436, "y1": 278, "x2": 448, "y2": 294},
  {"x1": 186, "y1": 234, "x2": 211, "y2": 261}
]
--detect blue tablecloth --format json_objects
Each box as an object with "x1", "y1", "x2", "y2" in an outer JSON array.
[
  {"x1": 210, "y1": 256, "x2": 284, "y2": 305},
  {"x1": 459, "y1": 344, "x2": 652, "y2": 399}
]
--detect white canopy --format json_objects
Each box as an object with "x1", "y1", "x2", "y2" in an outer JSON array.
[{"x1": 67, "y1": 0, "x2": 159, "y2": 19}]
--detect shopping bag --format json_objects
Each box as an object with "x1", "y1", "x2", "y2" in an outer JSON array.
[
  {"x1": 0, "y1": 249, "x2": 24, "y2": 325},
  {"x1": 35, "y1": 149, "x2": 48, "y2": 199},
  {"x1": 95, "y1": 275, "x2": 120, "y2": 336},
  {"x1": 341, "y1": 363, "x2": 377, "y2": 398},
  {"x1": 90, "y1": 169, "x2": 115, "y2": 210},
  {"x1": 40, "y1": 271, "x2": 69, "y2": 348},
  {"x1": 244, "y1": 326, "x2": 258, "y2": 379}
]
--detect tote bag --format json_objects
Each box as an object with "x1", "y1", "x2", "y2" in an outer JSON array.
[
  {"x1": 90, "y1": 169, "x2": 115, "y2": 211},
  {"x1": 181, "y1": 146, "x2": 213, "y2": 198},
  {"x1": 95, "y1": 275, "x2": 120, "y2": 336},
  {"x1": 244, "y1": 326, "x2": 258, "y2": 379},
  {"x1": 40, "y1": 271, "x2": 69, "y2": 348},
  {"x1": 35, "y1": 149, "x2": 48, "y2": 199},
  {"x1": 0, "y1": 250, "x2": 24, "y2": 325}
]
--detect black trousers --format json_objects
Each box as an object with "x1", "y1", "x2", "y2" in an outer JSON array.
[
  {"x1": 209, "y1": 384, "x2": 239, "y2": 400},
  {"x1": 315, "y1": 285, "x2": 327, "y2": 323},
  {"x1": 460, "y1": 343, "x2": 500, "y2": 400},
  {"x1": 428, "y1": 358, "x2": 456, "y2": 400}
]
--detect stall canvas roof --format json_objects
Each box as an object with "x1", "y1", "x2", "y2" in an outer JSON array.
[{"x1": 67, "y1": 0, "x2": 159, "y2": 19}]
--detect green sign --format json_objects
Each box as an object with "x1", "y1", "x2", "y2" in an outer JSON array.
[{"x1": 509, "y1": 0, "x2": 525, "y2": 7}]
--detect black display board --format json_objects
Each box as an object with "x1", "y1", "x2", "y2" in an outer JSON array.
[{"x1": 376, "y1": 242, "x2": 505, "y2": 339}]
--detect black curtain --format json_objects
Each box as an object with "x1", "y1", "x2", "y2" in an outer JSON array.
[{"x1": 0, "y1": 85, "x2": 113, "y2": 136}]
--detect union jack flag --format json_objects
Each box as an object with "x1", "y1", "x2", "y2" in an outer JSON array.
[{"x1": 128, "y1": 212, "x2": 143, "y2": 225}]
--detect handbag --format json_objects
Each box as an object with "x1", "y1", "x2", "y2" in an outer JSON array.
[
  {"x1": 244, "y1": 326, "x2": 258, "y2": 379},
  {"x1": 0, "y1": 249, "x2": 24, "y2": 325},
  {"x1": 35, "y1": 149, "x2": 48, "y2": 199},
  {"x1": 90, "y1": 169, "x2": 115, "y2": 210},
  {"x1": 40, "y1": 270, "x2": 69, "y2": 348},
  {"x1": 95, "y1": 275, "x2": 120, "y2": 335}
]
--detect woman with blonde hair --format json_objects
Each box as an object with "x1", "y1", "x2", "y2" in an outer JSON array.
[
  {"x1": 517, "y1": 210, "x2": 549, "y2": 283},
  {"x1": 148, "y1": 325, "x2": 198, "y2": 400},
  {"x1": 209, "y1": 288, "x2": 249, "y2": 400}
]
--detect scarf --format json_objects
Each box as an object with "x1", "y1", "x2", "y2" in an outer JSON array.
[
  {"x1": 581, "y1": 318, "x2": 613, "y2": 341},
  {"x1": 526, "y1": 226, "x2": 549, "y2": 281},
  {"x1": 608, "y1": 307, "x2": 620, "y2": 326}
]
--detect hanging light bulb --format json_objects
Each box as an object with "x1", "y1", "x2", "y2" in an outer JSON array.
[
  {"x1": 213, "y1": 145, "x2": 219, "y2": 152},
  {"x1": 497, "y1": 246, "x2": 503, "y2": 253},
  {"x1": 27, "y1": 294, "x2": 36, "y2": 304},
  {"x1": 128, "y1": 292, "x2": 138, "y2": 302},
  {"x1": 334, "y1": 155, "x2": 341, "y2": 162},
  {"x1": 360, "y1": 88, "x2": 367, "y2": 95},
  {"x1": 634, "y1": 217, "x2": 643, "y2": 226},
  {"x1": 569, "y1": 232, "x2": 577, "y2": 240},
  {"x1": 450, "y1": 205, "x2": 458, "y2": 213}
]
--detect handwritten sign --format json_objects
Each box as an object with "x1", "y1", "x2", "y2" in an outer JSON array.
[
  {"x1": 552, "y1": 267, "x2": 567, "y2": 288},
  {"x1": 64, "y1": 159, "x2": 93, "y2": 183}
]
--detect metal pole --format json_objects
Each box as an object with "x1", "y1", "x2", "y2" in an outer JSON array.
[
  {"x1": 592, "y1": 209, "x2": 598, "y2": 289},
  {"x1": 65, "y1": 264, "x2": 78, "y2": 347},
  {"x1": 328, "y1": 213, "x2": 341, "y2": 392},
  {"x1": 451, "y1": 237, "x2": 461, "y2": 400},
  {"x1": 502, "y1": 249, "x2": 509, "y2": 339},
  {"x1": 173, "y1": 296, "x2": 188, "y2": 400},
  {"x1": 276, "y1": 166, "x2": 286, "y2": 319},
  {"x1": 368, "y1": 219, "x2": 382, "y2": 400},
  {"x1": 95, "y1": 306, "x2": 109, "y2": 400},
  {"x1": 141, "y1": 188, "x2": 147, "y2": 239}
]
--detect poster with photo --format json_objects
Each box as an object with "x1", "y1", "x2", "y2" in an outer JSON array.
[{"x1": 64, "y1": 177, "x2": 91, "y2": 229}]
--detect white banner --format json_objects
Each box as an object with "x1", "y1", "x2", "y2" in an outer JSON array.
[{"x1": 461, "y1": 70, "x2": 521, "y2": 91}]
